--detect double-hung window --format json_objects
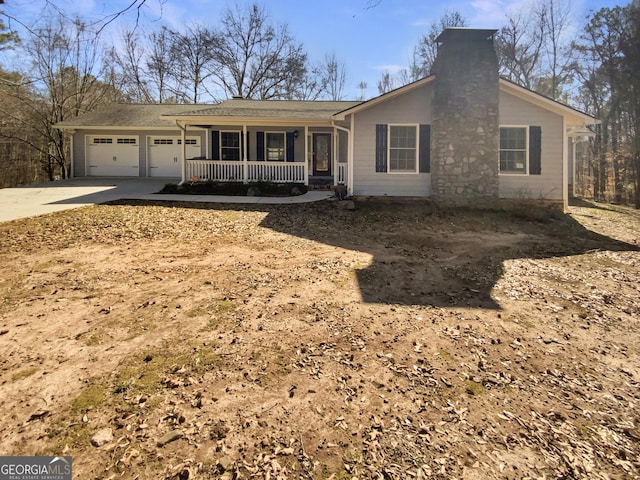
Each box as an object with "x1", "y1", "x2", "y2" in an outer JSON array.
[
  {"x1": 266, "y1": 132, "x2": 285, "y2": 161},
  {"x1": 389, "y1": 125, "x2": 418, "y2": 173},
  {"x1": 500, "y1": 127, "x2": 528, "y2": 174},
  {"x1": 221, "y1": 131, "x2": 241, "y2": 161}
]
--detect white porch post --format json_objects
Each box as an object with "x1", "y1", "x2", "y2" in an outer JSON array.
[
  {"x1": 177, "y1": 121, "x2": 187, "y2": 183},
  {"x1": 571, "y1": 136, "x2": 577, "y2": 198},
  {"x1": 243, "y1": 124, "x2": 248, "y2": 184},
  {"x1": 304, "y1": 125, "x2": 309, "y2": 186},
  {"x1": 562, "y1": 118, "x2": 568, "y2": 211},
  {"x1": 348, "y1": 115, "x2": 354, "y2": 196},
  {"x1": 333, "y1": 126, "x2": 338, "y2": 186}
]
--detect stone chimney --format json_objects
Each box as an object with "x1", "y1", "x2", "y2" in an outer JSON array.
[{"x1": 430, "y1": 28, "x2": 499, "y2": 205}]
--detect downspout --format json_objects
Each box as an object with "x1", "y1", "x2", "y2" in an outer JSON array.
[
  {"x1": 68, "y1": 129, "x2": 76, "y2": 178},
  {"x1": 176, "y1": 120, "x2": 186, "y2": 184},
  {"x1": 331, "y1": 121, "x2": 351, "y2": 194},
  {"x1": 562, "y1": 118, "x2": 568, "y2": 212}
]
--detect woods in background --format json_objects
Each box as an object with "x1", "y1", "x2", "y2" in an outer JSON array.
[{"x1": 0, "y1": 0, "x2": 638, "y2": 208}]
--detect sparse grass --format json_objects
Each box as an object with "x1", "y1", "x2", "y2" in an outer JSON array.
[
  {"x1": 215, "y1": 299, "x2": 236, "y2": 314},
  {"x1": 508, "y1": 316, "x2": 536, "y2": 329},
  {"x1": 71, "y1": 384, "x2": 107, "y2": 412},
  {"x1": 45, "y1": 422, "x2": 93, "y2": 452},
  {"x1": 465, "y1": 379, "x2": 485, "y2": 396},
  {"x1": 11, "y1": 367, "x2": 38, "y2": 382},
  {"x1": 438, "y1": 349, "x2": 453, "y2": 361},
  {"x1": 113, "y1": 342, "x2": 220, "y2": 396},
  {"x1": 84, "y1": 333, "x2": 102, "y2": 346}
]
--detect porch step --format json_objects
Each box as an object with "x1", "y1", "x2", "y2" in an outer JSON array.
[{"x1": 308, "y1": 177, "x2": 334, "y2": 190}]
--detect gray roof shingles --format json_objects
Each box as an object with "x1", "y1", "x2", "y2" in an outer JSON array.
[{"x1": 55, "y1": 100, "x2": 363, "y2": 128}]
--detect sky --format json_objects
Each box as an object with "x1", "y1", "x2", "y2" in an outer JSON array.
[{"x1": 1, "y1": 0, "x2": 627, "y2": 100}]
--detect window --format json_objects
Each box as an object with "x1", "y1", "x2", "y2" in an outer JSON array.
[
  {"x1": 117, "y1": 138, "x2": 137, "y2": 145},
  {"x1": 500, "y1": 127, "x2": 527, "y2": 174},
  {"x1": 93, "y1": 138, "x2": 112, "y2": 144},
  {"x1": 389, "y1": 125, "x2": 418, "y2": 172},
  {"x1": 220, "y1": 131, "x2": 240, "y2": 160},
  {"x1": 266, "y1": 132, "x2": 285, "y2": 161},
  {"x1": 154, "y1": 139, "x2": 173, "y2": 145}
]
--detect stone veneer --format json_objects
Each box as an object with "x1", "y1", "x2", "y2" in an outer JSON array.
[{"x1": 430, "y1": 29, "x2": 500, "y2": 205}]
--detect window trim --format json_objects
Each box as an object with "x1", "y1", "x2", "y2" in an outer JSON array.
[
  {"x1": 265, "y1": 131, "x2": 286, "y2": 162},
  {"x1": 219, "y1": 130, "x2": 241, "y2": 161},
  {"x1": 387, "y1": 123, "x2": 419, "y2": 174},
  {"x1": 499, "y1": 125, "x2": 529, "y2": 176}
]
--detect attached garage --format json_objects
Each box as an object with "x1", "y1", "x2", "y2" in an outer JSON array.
[
  {"x1": 86, "y1": 135, "x2": 140, "y2": 177},
  {"x1": 147, "y1": 136, "x2": 201, "y2": 177}
]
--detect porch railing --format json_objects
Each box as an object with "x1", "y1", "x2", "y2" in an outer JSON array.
[
  {"x1": 337, "y1": 163, "x2": 347, "y2": 185},
  {"x1": 186, "y1": 160, "x2": 307, "y2": 184}
]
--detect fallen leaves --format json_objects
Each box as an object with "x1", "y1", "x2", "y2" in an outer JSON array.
[{"x1": 0, "y1": 200, "x2": 638, "y2": 479}]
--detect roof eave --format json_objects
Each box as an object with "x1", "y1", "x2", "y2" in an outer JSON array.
[
  {"x1": 53, "y1": 124, "x2": 185, "y2": 131},
  {"x1": 332, "y1": 76, "x2": 436, "y2": 120},
  {"x1": 164, "y1": 115, "x2": 336, "y2": 127},
  {"x1": 499, "y1": 79, "x2": 597, "y2": 126}
]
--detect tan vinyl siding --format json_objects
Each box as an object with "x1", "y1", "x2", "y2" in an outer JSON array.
[
  {"x1": 351, "y1": 84, "x2": 432, "y2": 196},
  {"x1": 499, "y1": 91, "x2": 564, "y2": 200}
]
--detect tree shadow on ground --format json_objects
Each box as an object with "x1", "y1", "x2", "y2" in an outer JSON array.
[
  {"x1": 256, "y1": 199, "x2": 639, "y2": 309},
  {"x1": 570, "y1": 196, "x2": 640, "y2": 219},
  {"x1": 110, "y1": 198, "x2": 639, "y2": 309}
]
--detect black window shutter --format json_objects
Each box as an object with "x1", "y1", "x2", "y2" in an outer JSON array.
[
  {"x1": 419, "y1": 124, "x2": 431, "y2": 173},
  {"x1": 211, "y1": 131, "x2": 220, "y2": 160},
  {"x1": 256, "y1": 131, "x2": 264, "y2": 161},
  {"x1": 286, "y1": 132, "x2": 295, "y2": 162},
  {"x1": 529, "y1": 126, "x2": 541, "y2": 175},
  {"x1": 375, "y1": 124, "x2": 388, "y2": 173}
]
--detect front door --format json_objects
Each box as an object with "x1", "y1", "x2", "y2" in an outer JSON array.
[{"x1": 313, "y1": 133, "x2": 331, "y2": 176}]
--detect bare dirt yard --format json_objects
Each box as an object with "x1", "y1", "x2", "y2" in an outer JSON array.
[{"x1": 0, "y1": 197, "x2": 639, "y2": 479}]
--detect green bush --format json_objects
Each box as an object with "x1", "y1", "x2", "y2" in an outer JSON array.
[{"x1": 158, "y1": 181, "x2": 307, "y2": 197}]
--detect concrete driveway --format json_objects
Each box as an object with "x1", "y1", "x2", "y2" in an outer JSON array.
[{"x1": 0, "y1": 177, "x2": 334, "y2": 223}]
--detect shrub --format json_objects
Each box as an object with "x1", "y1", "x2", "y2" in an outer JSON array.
[{"x1": 157, "y1": 181, "x2": 307, "y2": 197}]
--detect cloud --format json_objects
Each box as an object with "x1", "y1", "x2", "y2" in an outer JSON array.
[{"x1": 374, "y1": 64, "x2": 406, "y2": 75}]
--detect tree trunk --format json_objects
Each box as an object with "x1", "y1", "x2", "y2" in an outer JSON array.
[{"x1": 610, "y1": 109, "x2": 623, "y2": 203}]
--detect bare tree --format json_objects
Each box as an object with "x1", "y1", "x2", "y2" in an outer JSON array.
[
  {"x1": 211, "y1": 3, "x2": 307, "y2": 100},
  {"x1": 496, "y1": 11, "x2": 544, "y2": 90},
  {"x1": 108, "y1": 28, "x2": 153, "y2": 102},
  {"x1": 397, "y1": 55, "x2": 424, "y2": 86},
  {"x1": 414, "y1": 10, "x2": 467, "y2": 76},
  {"x1": 536, "y1": 0, "x2": 576, "y2": 100},
  {"x1": 146, "y1": 26, "x2": 178, "y2": 103},
  {"x1": 170, "y1": 24, "x2": 218, "y2": 103},
  {"x1": 377, "y1": 70, "x2": 395, "y2": 95},
  {"x1": 322, "y1": 52, "x2": 348, "y2": 100},
  {"x1": 357, "y1": 81, "x2": 368, "y2": 101},
  {"x1": 622, "y1": 0, "x2": 640, "y2": 208},
  {"x1": 0, "y1": 15, "x2": 120, "y2": 180}
]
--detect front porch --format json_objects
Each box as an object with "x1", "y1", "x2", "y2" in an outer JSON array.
[
  {"x1": 161, "y1": 98, "x2": 356, "y2": 191},
  {"x1": 180, "y1": 124, "x2": 349, "y2": 187},
  {"x1": 185, "y1": 159, "x2": 347, "y2": 186}
]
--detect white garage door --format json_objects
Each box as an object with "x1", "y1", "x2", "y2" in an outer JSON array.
[
  {"x1": 148, "y1": 136, "x2": 201, "y2": 177},
  {"x1": 86, "y1": 136, "x2": 140, "y2": 176}
]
